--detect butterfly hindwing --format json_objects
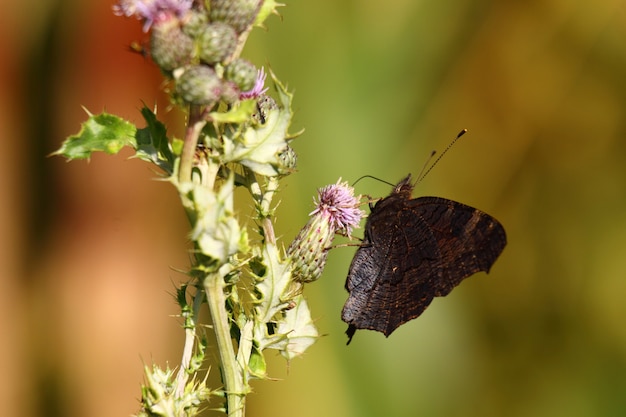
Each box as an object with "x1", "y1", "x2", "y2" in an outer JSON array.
[{"x1": 407, "y1": 197, "x2": 507, "y2": 296}]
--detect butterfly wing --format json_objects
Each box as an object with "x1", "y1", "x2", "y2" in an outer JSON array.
[
  {"x1": 408, "y1": 197, "x2": 507, "y2": 297},
  {"x1": 342, "y1": 192, "x2": 443, "y2": 340},
  {"x1": 342, "y1": 194, "x2": 506, "y2": 343}
]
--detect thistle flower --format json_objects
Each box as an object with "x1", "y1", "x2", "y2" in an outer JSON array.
[
  {"x1": 310, "y1": 180, "x2": 365, "y2": 238},
  {"x1": 113, "y1": 0, "x2": 193, "y2": 32},
  {"x1": 240, "y1": 67, "x2": 269, "y2": 100},
  {"x1": 287, "y1": 180, "x2": 365, "y2": 284}
]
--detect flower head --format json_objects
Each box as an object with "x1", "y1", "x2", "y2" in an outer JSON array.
[
  {"x1": 287, "y1": 180, "x2": 364, "y2": 285},
  {"x1": 113, "y1": 0, "x2": 193, "y2": 32},
  {"x1": 310, "y1": 179, "x2": 365, "y2": 238},
  {"x1": 239, "y1": 67, "x2": 269, "y2": 100}
]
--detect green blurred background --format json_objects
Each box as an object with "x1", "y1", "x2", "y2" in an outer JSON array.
[{"x1": 2, "y1": 0, "x2": 626, "y2": 416}]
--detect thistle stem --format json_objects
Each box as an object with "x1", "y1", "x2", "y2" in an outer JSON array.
[
  {"x1": 175, "y1": 286, "x2": 205, "y2": 396},
  {"x1": 203, "y1": 272, "x2": 245, "y2": 417},
  {"x1": 179, "y1": 106, "x2": 207, "y2": 184}
]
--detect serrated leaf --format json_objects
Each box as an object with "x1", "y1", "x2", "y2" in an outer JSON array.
[
  {"x1": 53, "y1": 112, "x2": 136, "y2": 160},
  {"x1": 133, "y1": 107, "x2": 175, "y2": 174}
]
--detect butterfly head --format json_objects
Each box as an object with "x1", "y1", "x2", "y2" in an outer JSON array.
[{"x1": 393, "y1": 174, "x2": 415, "y2": 198}]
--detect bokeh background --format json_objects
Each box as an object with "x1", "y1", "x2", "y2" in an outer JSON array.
[{"x1": 2, "y1": 0, "x2": 626, "y2": 416}]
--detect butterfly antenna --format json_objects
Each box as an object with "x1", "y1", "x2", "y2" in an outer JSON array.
[
  {"x1": 416, "y1": 150, "x2": 437, "y2": 183},
  {"x1": 352, "y1": 175, "x2": 395, "y2": 188},
  {"x1": 416, "y1": 129, "x2": 467, "y2": 184}
]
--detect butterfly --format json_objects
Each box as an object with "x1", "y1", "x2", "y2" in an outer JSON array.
[{"x1": 341, "y1": 173, "x2": 506, "y2": 344}]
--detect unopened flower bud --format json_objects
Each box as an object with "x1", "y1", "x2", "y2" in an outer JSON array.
[
  {"x1": 209, "y1": 0, "x2": 261, "y2": 34},
  {"x1": 182, "y1": 9, "x2": 209, "y2": 38},
  {"x1": 198, "y1": 22, "x2": 237, "y2": 65},
  {"x1": 150, "y1": 16, "x2": 194, "y2": 71},
  {"x1": 220, "y1": 80, "x2": 241, "y2": 104},
  {"x1": 225, "y1": 58, "x2": 257, "y2": 92},
  {"x1": 176, "y1": 65, "x2": 222, "y2": 106}
]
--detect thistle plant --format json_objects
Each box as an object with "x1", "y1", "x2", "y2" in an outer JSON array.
[{"x1": 54, "y1": 1, "x2": 364, "y2": 416}]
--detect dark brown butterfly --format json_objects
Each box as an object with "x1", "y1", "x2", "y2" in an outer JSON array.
[{"x1": 341, "y1": 174, "x2": 506, "y2": 344}]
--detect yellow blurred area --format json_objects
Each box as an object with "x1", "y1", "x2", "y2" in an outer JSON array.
[{"x1": 2, "y1": 0, "x2": 626, "y2": 416}]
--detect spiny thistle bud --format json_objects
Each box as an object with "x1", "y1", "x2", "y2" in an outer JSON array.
[
  {"x1": 150, "y1": 15, "x2": 193, "y2": 71},
  {"x1": 209, "y1": 0, "x2": 261, "y2": 34},
  {"x1": 225, "y1": 58, "x2": 257, "y2": 92},
  {"x1": 175, "y1": 65, "x2": 222, "y2": 106},
  {"x1": 287, "y1": 180, "x2": 365, "y2": 283},
  {"x1": 198, "y1": 22, "x2": 237, "y2": 65},
  {"x1": 181, "y1": 9, "x2": 209, "y2": 38},
  {"x1": 220, "y1": 80, "x2": 241, "y2": 104}
]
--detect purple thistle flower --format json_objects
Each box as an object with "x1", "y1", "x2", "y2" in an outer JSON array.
[
  {"x1": 239, "y1": 67, "x2": 269, "y2": 100},
  {"x1": 310, "y1": 179, "x2": 365, "y2": 238},
  {"x1": 113, "y1": 0, "x2": 193, "y2": 32},
  {"x1": 287, "y1": 179, "x2": 364, "y2": 285}
]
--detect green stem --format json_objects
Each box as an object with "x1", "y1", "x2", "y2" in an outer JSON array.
[{"x1": 204, "y1": 271, "x2": 245, "y2": 417}]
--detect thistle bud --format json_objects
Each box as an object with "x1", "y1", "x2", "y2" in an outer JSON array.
[
  {"x1": 225, "y1": 58, "x2": 258, "y2": 92},
  {"x1": 182, "y1": 9, "x2": 209, "y2": 38},
  {"x1": 150, "y1": 15, "x2": 193, "y2": 71},
  {"x1": 198, "y1": 22, "x2": 237, "y2": 65},
  {"x1": 175, "y1": 65, "x2": 222, "y2": 106},
  {"x1": 209, "y1": 0, "x2": 261, "y2": 34},
  {"x1": 287, "y1": 180, "x2": 364, "y2": 283}
]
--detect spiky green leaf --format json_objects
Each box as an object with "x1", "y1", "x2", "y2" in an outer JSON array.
[
  {"x1": 53, "y1": 111, "x2": 136, "y2": 160},
  {"x1": 133, "y1": 107, "x2": 175, "y2": 174}
]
